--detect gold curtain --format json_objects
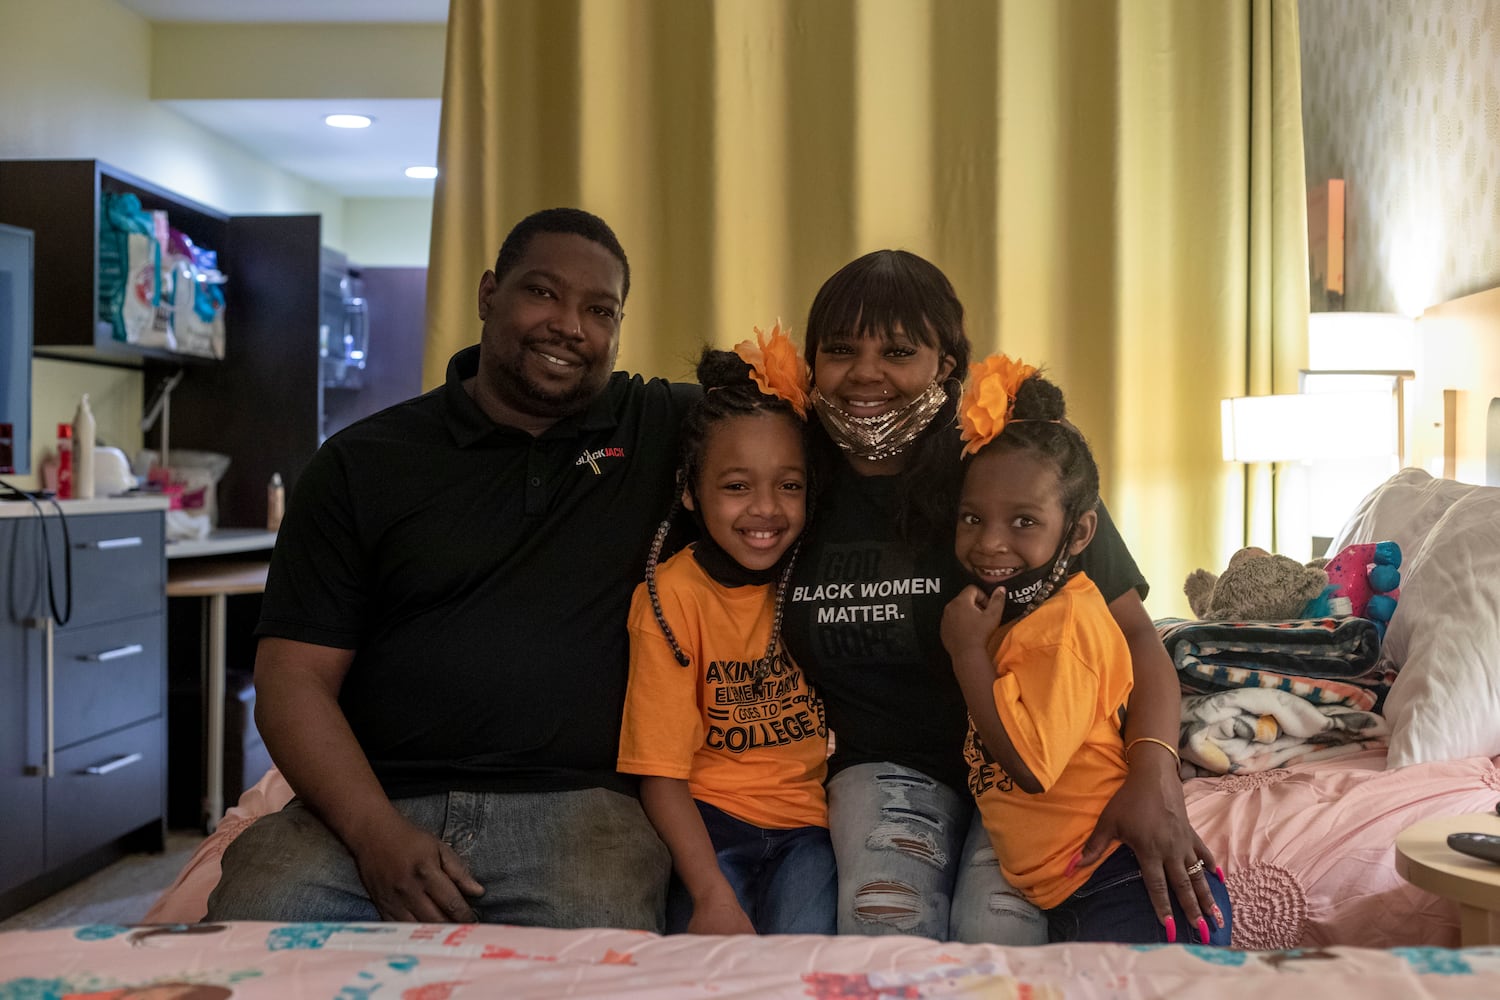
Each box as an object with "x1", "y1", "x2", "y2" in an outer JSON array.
[{"x1": 426, "y1": 0, "x2": 1308, "y2": 618}]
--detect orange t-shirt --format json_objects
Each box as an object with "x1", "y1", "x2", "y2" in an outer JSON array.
[
  {"x1": 618, "y1": 546, "x2": 829, "y2": 829},
  {"x1": 965, "y1": 572, "x2": 1133, "y2": 909}
]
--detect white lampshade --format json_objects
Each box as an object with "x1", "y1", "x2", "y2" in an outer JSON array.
[{"x1": 1221, "y1": 391, "x2": 1398, "y2": 463}]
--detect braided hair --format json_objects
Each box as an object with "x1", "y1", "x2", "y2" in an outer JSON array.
[
  {"x1": 644, "y1": 348, "x2": 811, "y2": 692},
  {"x1": 975, "y1": 372, "x2": 1100, "y2": 616}
]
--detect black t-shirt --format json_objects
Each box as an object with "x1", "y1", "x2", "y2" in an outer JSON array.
[
  {"x1": 781, "y1": 456, "x2": 1147, "y2": 794},
  {"x1": 257, "y1": 345, "x2": 699, "y2": 798}
]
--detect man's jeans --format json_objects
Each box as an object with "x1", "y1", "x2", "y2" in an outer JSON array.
[
  {"x1": 1048, "y1": 845, "x2": 1233, "y2": 944},
  {"x1": 827, "y1": 762, "x2": 1046, "y2": 944},
  {"x1": 664, "y1": 799, "x2": 837, "y2": 935},
  {"x1": 207, "y1": 788, "x2": 670, "y2": 930}
]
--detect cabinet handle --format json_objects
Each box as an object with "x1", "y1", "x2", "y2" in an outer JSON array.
[
  {"x1": 22, "y1": 617, "x2": 56, "y2": 779},
  {"x1": 81, "y1": 643, "x2": 145, "y2": 662},
  {"x1": 46, "y1": 618, "x2": 54, "y2": 778},
  {"x1": 82, "y1": 752, "x2": 144, "y2": 776},
  {"x1": 84, "y1": 536, "x2": 144, "y2": 551}
]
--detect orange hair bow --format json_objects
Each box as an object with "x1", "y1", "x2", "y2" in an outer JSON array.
[
  {"x1": 958, "y1": 352, "x2": 1038, "y2": 456},
  {"x1": 733, "y1": 322, "x2": 811, "y2": 418}
]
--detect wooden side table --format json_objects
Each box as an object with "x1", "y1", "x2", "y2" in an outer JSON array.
[
  {"x1": 165, "y1": 559, "x2": 270, "y2": 832},
  {"x1": 1395, "y1": 811, "x2": 1500, "y2": 946}
]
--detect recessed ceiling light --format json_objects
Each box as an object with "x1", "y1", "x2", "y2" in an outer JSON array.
[
  {"x1": 324, "y1": 114, "x2": 373, "y2": 129},
  {"x1": 405, "y1": 166, "x2": 439, "y2": 179}
]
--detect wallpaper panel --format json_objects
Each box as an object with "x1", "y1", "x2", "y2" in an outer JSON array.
[{"x1": 1301, "y1": 0, "x2": 1500, "y2": 315}]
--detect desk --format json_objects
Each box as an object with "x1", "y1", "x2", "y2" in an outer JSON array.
[
  {"x1": 166, "y1": 528, "x2": 278, "y2": 560},
  {"x1": 166, "y1": 558, "x2": 269, "y2": 831},
  {"x1": 1395, "y1": 811, "x2": 1500, "y2": 946}
]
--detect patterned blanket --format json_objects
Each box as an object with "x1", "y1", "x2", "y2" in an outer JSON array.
[
  {"x1": 1179, "y1": 688, "x2": 1388, "y2": 775},
  {"x1": 1154, "y1": 617, "x2": 1395, "y2": 775}
]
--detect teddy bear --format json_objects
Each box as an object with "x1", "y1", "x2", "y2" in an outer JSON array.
[
  {"x1": 1184, "y1": 547, "x2": 1331, "y2": 621},
  {"x1": 1184, "y1": 541, "x2": 1402, "y2": 633}
]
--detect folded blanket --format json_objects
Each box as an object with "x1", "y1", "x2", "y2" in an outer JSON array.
[
  {"x1": 1155, "y1": 617, "x2": 1395, "y2": 712},
  {"x1": 1179, "y1": 687, "x2": 1388, "y2": 775}
]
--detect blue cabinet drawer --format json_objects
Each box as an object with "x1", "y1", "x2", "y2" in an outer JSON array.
[
  {"x1": 53, "y1": 615, "x2": 164, "y2": 749},
  {"x1": 56, "y1": 511, "x2": 164, "y2": 630},
  {"x1": 46, "y1": 718, "x2": 163, "y2": 870}
]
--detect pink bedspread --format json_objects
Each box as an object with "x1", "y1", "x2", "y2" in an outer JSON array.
[
  {"x1": 1183, "y1": 749, "x2": 1500, "y2": 949},
  {"x1": 145, "y1": 750, "x2": 1500, "y2": 950},
  {"x1": 4, "y1": 920, "x2": 1500, "y2": 999}
]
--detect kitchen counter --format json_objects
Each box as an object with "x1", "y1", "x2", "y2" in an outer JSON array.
[{"x1": 0, "y1": 495, "x2": 171, "y2": 518}]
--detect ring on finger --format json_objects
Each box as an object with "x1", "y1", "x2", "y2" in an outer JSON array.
[{"x1": 1185, "y1": 860, "x2": 1206, "y2": 877}]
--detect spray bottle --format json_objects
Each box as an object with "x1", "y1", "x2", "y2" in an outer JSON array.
[{"x1": 72, "y1": 394, "x2": 96, "y2": 500}]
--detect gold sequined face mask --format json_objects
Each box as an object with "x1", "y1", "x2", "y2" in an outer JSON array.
[{"x1": 810, "y1": 380, "x2": 951, "y2": 462}]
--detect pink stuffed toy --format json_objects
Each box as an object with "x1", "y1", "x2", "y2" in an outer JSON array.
[{"x1": 1320, "y1": 540, "x2": 1401, "y2": 636}]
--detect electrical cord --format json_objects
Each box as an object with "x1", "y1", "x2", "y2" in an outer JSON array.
[{"x1": 0, "y1": 477, "x2": 73, "y2": 627}]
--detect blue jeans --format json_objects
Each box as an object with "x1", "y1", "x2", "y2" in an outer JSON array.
[
  {"x1": 826, "y1": 762, "x2": 1046, "y2": 944},
  {"x1": 1048, "y1": 845, "x2": 1233, "y2": 945},
  {"x1": 207, "y1": 789, "x2": 670, "y2": 930},
  {"x1": 666, "y1": 800, "x2": 837, "y2": 935}
]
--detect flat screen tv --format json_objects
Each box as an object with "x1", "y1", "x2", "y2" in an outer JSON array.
[{"x1": 0, "y1": 222, "x2": 33, "y2": 476}]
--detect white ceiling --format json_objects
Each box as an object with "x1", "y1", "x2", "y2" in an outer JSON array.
[
  {"x1": 115, "y1": 0, "x2": 448, "y2": 199},
  {"x1": 163, "y1": 98, "x2": 443, "y2": 199}
]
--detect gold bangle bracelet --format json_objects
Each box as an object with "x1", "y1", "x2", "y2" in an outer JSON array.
[{"x1": 1125, "y1": 736, "x2": 1181, "y2": 766}]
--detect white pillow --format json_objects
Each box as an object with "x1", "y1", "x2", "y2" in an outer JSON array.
[
  {"x1": 1326, "y1": 467, "x2": 1481, "y2": 559},
  {"x1": 1330, "y1": 470, "x2": 1500, "y2": 767}
]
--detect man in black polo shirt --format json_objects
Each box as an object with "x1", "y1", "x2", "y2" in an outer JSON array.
[{"x1": 208, "y1": 208, "x2": 699, "y2": 929}]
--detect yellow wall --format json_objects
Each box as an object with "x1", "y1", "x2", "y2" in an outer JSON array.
[
  {"x1": 150, "y1": 23, "x2": 447, "y2": 101},
  {"x1": 0, "y1": 0, "x2": 347, "y2": 227},
  {"x1": 346, "y1": 199, "x2": 435, "y2": 267}
]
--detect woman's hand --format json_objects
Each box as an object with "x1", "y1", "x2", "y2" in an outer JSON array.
[
  {"x1": 1079, "y1": 753, "x2": 1221, "y2": 942},
  {"x1": 1094, "y1": 588, "x2": 1223, "y2": 942}
]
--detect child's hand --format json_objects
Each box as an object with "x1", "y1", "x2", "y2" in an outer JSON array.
[
  {"x1": 687, "y1": 885, "x2": 757, "y2": 935},
  {"x1": 941, "y1": 584, "x2": 1007, "y2": 662}
]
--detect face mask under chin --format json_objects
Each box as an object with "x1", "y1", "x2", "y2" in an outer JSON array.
[
  {"x1": 811, "y1": 380, "x2": 950, "y2": 462},
  {"x1": 977, "y1": 522, "x2": 1077, "y2": 625}
]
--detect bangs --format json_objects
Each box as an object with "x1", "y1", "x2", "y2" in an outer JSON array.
[{"x1": 804, "y1": 250, "x2": 966, "y2": 364}]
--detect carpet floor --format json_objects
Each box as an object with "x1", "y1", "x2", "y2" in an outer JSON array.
[{"x1": 0, "y1": 832, "x2": 203, "y2": 931}]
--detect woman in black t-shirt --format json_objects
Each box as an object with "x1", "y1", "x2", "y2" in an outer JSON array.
[{"x1": 780, "y1": 249, "x2": 1216, "y2": 944}]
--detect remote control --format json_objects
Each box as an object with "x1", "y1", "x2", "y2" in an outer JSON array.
[{"x1": 1446, "y1": 832, "x2": 1500, "y2": 865}]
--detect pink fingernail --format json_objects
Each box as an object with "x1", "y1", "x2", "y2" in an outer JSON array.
[
  {"x1": 1063, "y1": 852, "x2": 1081, "y2": 878},
  {"x1": 1215, "y1": 866, "x2": 1225, "y2": 882},
  {"x1": 1164, "y1": 916, "x2": 1176, "y2": 943},
  {"x1": 1212, "y1": 905, "x2": 1225, "y2": 928},
  {"x1": 1196, "y1": 917, "x2": 1210, "y2": 942}
]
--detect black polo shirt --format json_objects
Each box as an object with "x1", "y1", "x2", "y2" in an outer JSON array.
[{"x1": 258, "y1": 345, "x2": 700, "y2": 797}]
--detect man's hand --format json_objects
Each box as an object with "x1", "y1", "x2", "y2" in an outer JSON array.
[
  {"x1": 349, "y1": 813, "x2": 485, "y2": 923},
  {"x1": 686, "y1": 884, "x2": 757, "y2": 936}
]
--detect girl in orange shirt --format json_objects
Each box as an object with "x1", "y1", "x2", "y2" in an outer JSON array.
[
  {"x1": 940, "y1": 355, "x2": 1232, "y2": 945},
  {"x1": 618, "y1": 326, "x2": 835, "y2": 935}
]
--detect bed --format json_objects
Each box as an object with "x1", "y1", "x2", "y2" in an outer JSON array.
[
  {"x1": 9, "y1": 313, "x2": 1500, "y2": 995},
  {"x1": 5, "y1": 919, "x2": 1500, "y2": 999}
]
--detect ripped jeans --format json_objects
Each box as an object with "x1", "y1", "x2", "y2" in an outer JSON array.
[{"x1": 827, "y1": 762, "x2": 1046, "y2": 944}]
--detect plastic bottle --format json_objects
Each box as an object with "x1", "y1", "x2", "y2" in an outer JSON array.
[
  {"x1": 267, "y1": 472, "x2": 285, "y2": 533},
  {"x1": 72, "y1": 394, "x2": 96, "y2": 500},
  {"x1": 56, "y1": 423, "x2": 73, "y2": 499}
]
